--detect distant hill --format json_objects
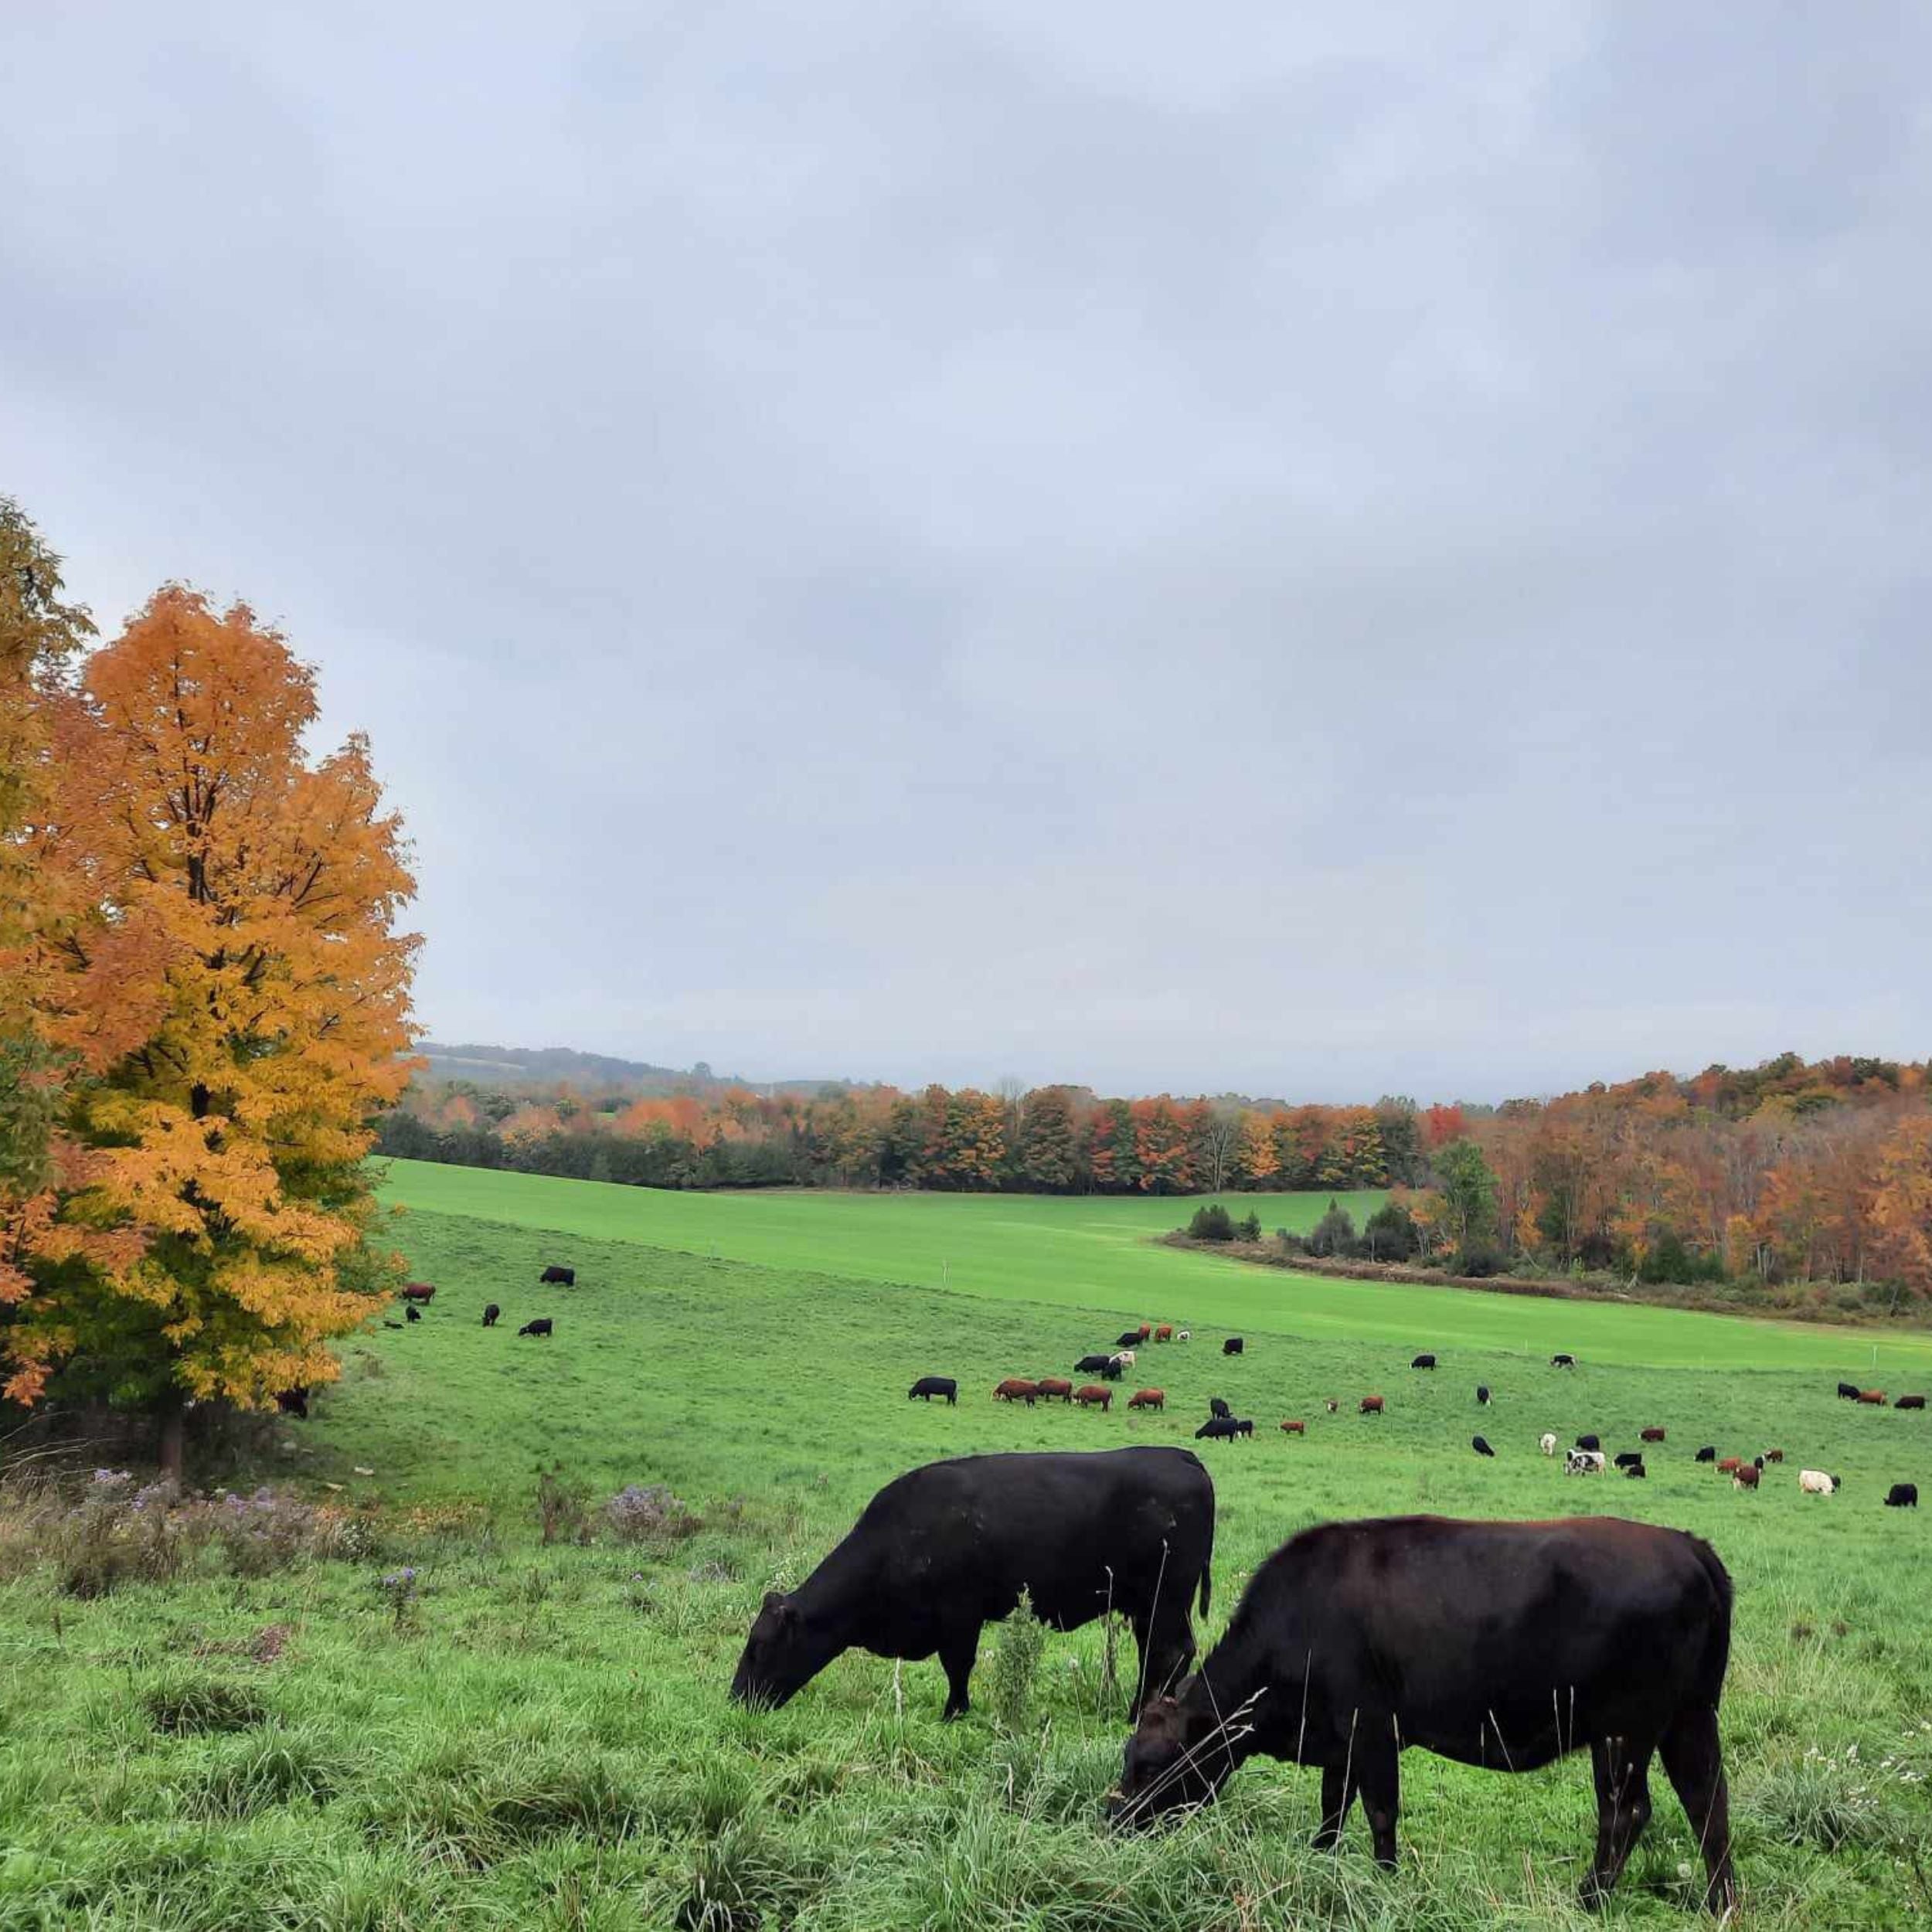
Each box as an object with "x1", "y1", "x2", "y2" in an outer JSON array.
[{"x1": 412, "y1": 1041, "x2": 873, "y2": 1099}]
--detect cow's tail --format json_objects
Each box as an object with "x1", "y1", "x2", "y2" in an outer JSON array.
[
  {"x1": 1688, "y1": 1535, "x2": 1734, "y2": 1706},
  {"x1": 1197, "y1": 1559, "x2": 1213, "y2": 1621}
]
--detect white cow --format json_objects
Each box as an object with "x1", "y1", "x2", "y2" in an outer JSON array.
[
  {"x1": 1539, "y1": 1431, "x2": 1558, "y2": 1457},
  {"x1": 1798, "y1": 1469, "x2": 1841, "y2": 1495},
  {"x1": 1111, "y1": 1349, "x2": 1136, "y2": 1369}
]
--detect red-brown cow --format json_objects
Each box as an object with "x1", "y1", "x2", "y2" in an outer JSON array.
[
  {"x1": 1732, "y1": 1464, "x2": 1761, "y2": 1491},
  {"x1": 1859, "y1": 1390, "x2": 1887, "y2": 1406},
  {"x1": 994, "y1": 1379, "x2": 1040, "y2": 1406},
  {"x1": 1036, "y1": 1377, "x2": 1074, "y2": 1403},
  {"x1": 1281, "y1": 1419, "x2": 1306, "y2": 1437},
  {"x1": 1074, "y1": 1386, "x2": 1114, "y2": 1412},
  {"x1": 1640, "y1": 1427, "x2": 1666, "y2": 1444},
  {"x1": 1136, "y1": 1324, "x2": 1153, "y2": 1342},
  {"x1": 1762, "y1": 1447, "x2": 1784, "y2": 1464},
  {"x1": 400, "y1": 1282, "x2": 436, "y2": 1304},
  {"x1": 1155, "y1": 1324, "x2": 1174, "y2": 1342},
  {"x1": 1360, "y1": 1395, "x2": 1386, "y2": 1416},
  {"x1": 1127, "y1": 1389, "x2": 1165, "y2": 1411},
  {"x1": 1716, "y1": 1458, "x2": 1742, "y2": 1475}
]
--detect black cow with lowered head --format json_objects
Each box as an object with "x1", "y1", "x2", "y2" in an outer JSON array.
[
  {"x1": 1475, "y1": 1384, "x2": 1490, "y2": 1405},
  {"x1": 540, "y1": 1265, "x2": 575, "y2": 1286},
  {"x1": 1208, "y1": 1397, "x2": 1232, "y2": 1421},
  {"x1": 519, "y1": 1318, "x2": 553, "y2": 1338},
  {"x1": 274, "y1": 1386, "x2": 309, "y2": 1420},
  {"x1": 482, "y1": 1303, "x2": 500, "y2": 1328},
  {"x1": 1886, "y1": 1483, "x2": 1918, "y2": 1508},
  {"x1": 732, "y1": 1447, "x2": 1214, "y2": 1721},
  {"x1": 1223, "y1": 1337, "x2": 1244, "y2": 1356},
  {"x1": 1411, "y1": 1353, "x2": 1437, "y2": 1370},
  {"x1": 1075, "y1": 1353, "x2": 1116, "y2": 1374},
  {"x1": 908, "y1": 1376, "x2": 957, "y2": 1405},
  {"x1": 1196, "y1": 1417, "x2": 1250, "y2": 1442},
  {"x1": 1695, "y1": 1446, "x2": 1716, "y2": 1462},
  {"x1": 405, "y1": 1304, "x2": 421, "y2": 1322},
  {"x1": 1471, "y1": 1435, "x2": 1494, "y2": 1458},
  {"x1": 1896, "y1": 1394, "x2": 1927, "y2": 1411},
  {"x1": 1575, "y1": 1433, "x2": 1600, "y2": 1452},
  {"x1": 1111, "y1": 1515, "x2": 1736, "y2": 1915},
  {"x1": 1837, "y1": 1381, "x2": 1860, "y2": 1400},
  {"x1": 1552, "y1": 1352, "x2": 1577, "y2": 1368}
]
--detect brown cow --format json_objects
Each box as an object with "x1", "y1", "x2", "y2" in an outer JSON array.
[
  {"x1": 1360, "y1": 1395, "x2": 1385, "y2": 1416},
  {"x1": 1716, "y1": 1458, "x2": 1741, "y2": 1475},
  {"x1": 1859, "y1": 1390, "x2": 1887, "y2": 1406},
  {"x1": 1762, "y1": 1447, "x2": 1784, "y2": 1464},
  {"x1": 1640, "y1": 1427, "x2": 1666, "y2": 1444},
  {"x1": 1136, "y1": 1324, "x2": 1153, "y2": 1342},
  {"x1": 1127, "y1": 1389, "x2": 1165, "y2": 1411},
  {"x1": 1281, "y1": 1419, "x2": 1305, "y2": 1436},
  {"x1": 1074, "y1": 1385, "x2": 1114, "y2": 1411},
  {"x1": 1035, "y1": 1377, "x2": 1073, "y2": 1403},
  {"x1": 400, "y1": 1282, "x2": 436, "y2": 1304},
  {"x1": 1155, "y1": 1325, "x2": 1174, "y2": 1342},
  {"x1": 1732, "y1": 1464, "x2": 1761, "y2": 1491},
  {"x1": 994, "y1": 1379, "x2": 1039, "y2": 1406},
  {"x1": 1325, "y1": 1398, "x2": 1340, "y2": 1413}
]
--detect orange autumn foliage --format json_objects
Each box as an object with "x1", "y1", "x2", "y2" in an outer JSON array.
[{"x1": 3, "y1": 588, "x2": 419, "y2": 1410}]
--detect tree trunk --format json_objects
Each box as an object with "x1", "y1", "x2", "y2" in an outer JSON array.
[{"x1": 157, "y1": 1400, "x2": 185, "y2": 1480}]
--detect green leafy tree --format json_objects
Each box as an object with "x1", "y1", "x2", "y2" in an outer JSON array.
[{"x1": 1435, "y1": 1138, "x2": 1500, "y2": 1253}]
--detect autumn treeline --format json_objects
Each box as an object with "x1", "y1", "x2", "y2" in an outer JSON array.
[{"x1": 0, "y1": 501, "x2": 417, "y2": 1462}]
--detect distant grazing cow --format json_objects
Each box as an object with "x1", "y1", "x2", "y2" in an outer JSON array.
[
  {"x1": 1859, "y1": 1389, "x2": 1887, "y2": 1406},
  {"x1": 1232, "y1": 1417, "x2": 1254, "y2": 1438},
  {"x1": 1614, "y1": 1451, "x2": 1644, "y2": 1470},
  {"x1": 401, "y1": 1282, "x2": 435, "y2": 1304},
  {"x1": 1281, "y1": 1419, "x2": 1305, "y2": 1436},
  {"x1": 1896, "y1": 1395, "x2": 1927, "y2": 1411},
  {"x1": 1761, "y1": 1448, "x2": 1784, "y2": 1464},
  {"x1": 481, "y1": 1303, "x2": 500, "y2": 1328},
  {"x1": 1209, "y1": 1397, "x2": 1232, "y2": 1420},
  {"x1": 1155, "y1": 1325, "x2": 1174, "y2": 1342},
  {"x1": 274, "y1": 1386, "x2": 309, "y2": 1420},
  {"x1": 1798, "y1": 1469, "x2": 1840, "y2": 1495},
  {"x1": 1116, "y1": 1332, "x2": 1143, "y2": 1349},
  {"x1": 1564, "y1": 1449, "x2": 1606, "y2": 1475},
  {"x1": 994, "y1": 1379, "x2": 1039, "y2": 1406},
  {"x1": 1471, "y1": 1435, "x2": 1495, "y2": 1458},
  {"x1": 1476, "y1": 1384, "x2": 1490, "y2": 1405},
  {"x1": 1036, "y1": 1377, "x2": 1074, "y2": 1403},
  {"x1": 1075, "y1": 1354, "x2": 1115, "y2": 1375},
  {"x1": 1175, "y1": 1329, "x2": 1192, "y2": 1342},
  {"x1": 1837, "y1": 1381, "x2": 1861, "y2": 1400},
  {"x1": 1359, "y1": 1395, "x2": 1385, "y2": 1416},
  {"x1": 1111, "y1": 1350, "x2": 1137, "y2": 1369},
  {"x1": 1716, "y1": 1458, "x2": 1742, "y2": 1475},
  {"x1": 1127, "y1": 1389, "x2": 1165, "y2": 1411},
  {"x1": 1624, "y1": 1462, "x2": 1648, "y2": 1479},
  {"x1": 1539, "y1": 1432, "x2": 1557, "y2": 1456},
  {"x1": 1135, "y1": 1325, "x2": 1153, "y2": 1342},
  {"x1": 909, "y1": 1376, "x2": 958, "y2": 1405},
  {"x1": 1575, "y1": 1433, "x2": 1600, "y2": 1452},
  {"x1": 1732, "y1": 1464, "x2": 1761, "y2": 1492},
  {"x1": 518, "y1": 1318, "x2": 553, "y2": 1338},
  {"x1": 732, "y1": 1446, "x2": 1214, "y2": 1721},
  {"x1": 1885, "y1": 1482, "x2": 1918, "y2": 1508},
  {"x1": 1411, "y1": 1353, "x2": 1437, "y2": 1370},
  {"x1": 1195, "y1": 1417, "x2": 1244, "y2": 1442},
  {"x1": 1109, "y1": 1515, "x2": 1738, "y2": 1914},
  {"x1": 405, "y1": 1304, "x2": 421, "y2": 1323},
  {"x1": 1325, "y1": 1398, "x2": 1340, "y2": 1413},
  {"x1": 1551, "y1": 1352, "x2": 1576, "y2": 1368},
  {"x1": 1223, "y1": 1337, "x2": 1244, "y2": 1356},
  {"x1": 1641, "y1": 1427, "x2": 1666, "y2": 1444},
  {"x1": 1073, "y1": 1386, "x2": 1113, "y2": 1411},
  {"x1": 540, "y1": 1265, "x2": 575, "y2": 1286},
  {"x1": 1695, "y1": 1446, "x2": 1716, "y2": 1462}
]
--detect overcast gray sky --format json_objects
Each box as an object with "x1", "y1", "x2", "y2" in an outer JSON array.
[{"x1": 5, "y1": 4, "x2": 1930, "y2": 1101}]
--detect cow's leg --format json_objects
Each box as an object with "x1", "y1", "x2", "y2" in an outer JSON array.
[
  {"x1": 1128, "y1": 1604, "x2": 1193, "y2": 1717},
  {"x1": 937, "y1": 1628, "x2": 978, "y2": 1719},
  {"x1": 1580, "y1": 1735, "x2": 1654, "y2": 1910},
  {"x1": 1312, "y1": 1760, "x2": 1356, "y2": 1851},
  {"x1": 1659, "y1": 1707, "x2": 1737, "y2": 1917},
  {"x1": 1354, "y1": 1736, "x2": 1401, "y2": 1870}
]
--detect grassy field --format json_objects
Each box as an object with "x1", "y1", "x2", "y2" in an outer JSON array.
[{"x1": 4, "y1": 1171, "x2": 1932, "y2": 1929}]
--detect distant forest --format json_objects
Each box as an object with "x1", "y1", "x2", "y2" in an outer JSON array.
[{"x1": 378, "y1": 1052, "x2": 1932, "y2": 1308}]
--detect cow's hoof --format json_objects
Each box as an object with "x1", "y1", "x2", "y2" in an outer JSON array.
[{"x1": 1577, "y1": 1876, "x2": 1610, "y2": 1913}]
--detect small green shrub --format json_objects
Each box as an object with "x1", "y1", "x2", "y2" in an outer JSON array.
[
  {"x1": 989, "y1": 1587, "x2": 1046, "y2": 1735},
  {"x1": 141, "y1": 1674, "x2": 268, "y2": 1736},
  {"x1": 1185, "y1": 1204, "x2": 1235, "y2": 1241}
]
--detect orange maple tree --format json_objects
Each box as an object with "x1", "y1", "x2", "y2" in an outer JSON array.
[{"x1": 5, "y1": 588, "x2": 419, "y2": 1466}]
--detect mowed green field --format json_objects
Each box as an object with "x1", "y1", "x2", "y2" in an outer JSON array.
[{"x1": 4, "y1": 1171, "x2": 1932, "y2": 1930}]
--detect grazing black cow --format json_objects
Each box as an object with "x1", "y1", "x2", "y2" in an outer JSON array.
[
  {"x1": 1223, "y1": 1337, "x2": 1244, "y2": 1356},
  {"x1": 1208, "y1": 1397, "x2": 1232, "y2": 1421},
  {"x1": 1614, "y1": 1451, "x2": 1645, "y2": 1470},
  {"x1": 1471, "y1": 1436, "x2": 1494, "y2": 1458},
  {"x1": 1837, "y1": 1381, "x2": 1860, "y2": 1400},
  {"x1": 1695, "y1": 1446, "x2": 1716, "y2": 1463},
  {"x1": 405, "y1": 1304, "x2": 421, "y2": 1323},
  {"x1": 1475, "y1": 1384, "x2": 1491, "y2": 1405},
  {"x1": 1412, "y1": 1353, "x2": 1437, "y2": 1370},
  {"x1": 1116, "y1": 1331, "x2": 1144, "y2": 1349},
  {"x1": 1886, "y1": 1483, "x2": 1918, "y2": 1508},
  {"x1": 909, "y1": 1376, "x2": 957, "y2": 1406},
  {"x1": 732, "y1": 1447, "x2": 1214, "y2": 1720},
  {"x1": 274, "y1": 1386, "x2": 309, "y2": 1420},
  {"x1": 1575, "y1": 1433, "x2": 1600, "y2": 1452},
  {"x1": 382, "y1": 1319, "x2": 403, "y2": 1331},
  {"x1": 481, "y1": 1303, "x2": 501, "y2": 1328},
  {"x1": 539, "y1": 1265, "x2": 575, "y2": 1286},
  {"x1": 1075, "y1": 1354, "x2": 1115, "y2": 1374},
  {"x1": 1196, "y1": 1417, "x2": 1250, "y2": 1443},
  {"x1": 519, "y1": 1318, "x2": 554, "y2": 1338},
  {"x1": 1624, "y1": 1462, "x2": 1648, "y2": 1480},
  {"x1": 1896, "y1": 1395, "x2": 1927, "y2": 1411},
  {"x1": 1111, "y1": 1515, "x2": 1736, "y2": 1915},
  {"x1": 1552, "y1": 1353, "x2": 1577, "y2": 1369}
]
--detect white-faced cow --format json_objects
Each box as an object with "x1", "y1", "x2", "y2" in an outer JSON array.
[{"x1": 731, "y1": 1447, "x2": 1215, "y2": 1720}]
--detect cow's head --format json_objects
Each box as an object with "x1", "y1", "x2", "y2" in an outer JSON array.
[
  {"x1": 1107, "y1": 1689, "x2": 1233, "y2": 1826},
  {"x1": 730, "y1": 1590, "x2": 840, "y2": 1709}
]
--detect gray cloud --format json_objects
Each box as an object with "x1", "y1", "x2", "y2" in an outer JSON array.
[{"x1": 5, "y1": 2, "x2": 1929, "y2": 1099}]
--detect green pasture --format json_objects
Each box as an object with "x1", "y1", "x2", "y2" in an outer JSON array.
[
  {"x1": 3, "y1": 1171, "x2": 1931, "y2": 1928},
  {"x1": 379, "y1": 1159, "x2": 1932, "y2": 1374}
]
